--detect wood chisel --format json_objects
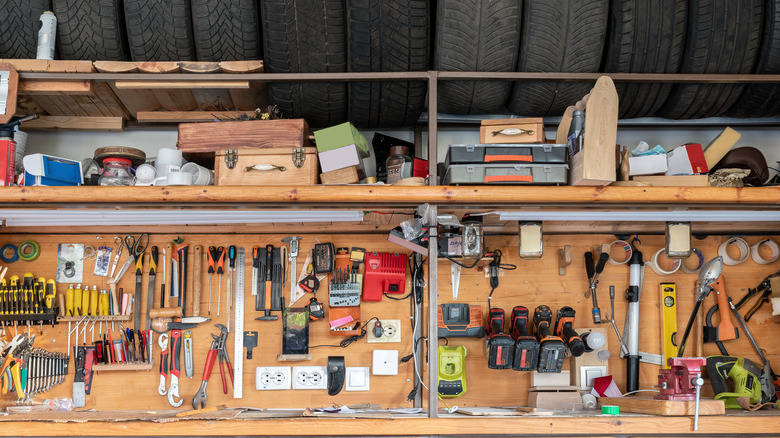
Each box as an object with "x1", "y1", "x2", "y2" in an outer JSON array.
[
  {"x1": 145, "y1": 248, "x2": 158, "y2": 331},
  {"x1": 177, "y1": 244, "x2": 189, "y2": 316}
]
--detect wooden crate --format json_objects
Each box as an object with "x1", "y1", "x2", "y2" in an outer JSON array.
[
  {"x1": 480, "y1": 118, "x2": 544, "y2": 144},
  {"x1": 214, "y1": 147, "x2": 318, "y2": 186},
  {"x1": 178, "y1": 118, "x2": 312, "y2": 153},
  {"x1": 555, "y1": 76, "x2": 618, "y2": 186}
]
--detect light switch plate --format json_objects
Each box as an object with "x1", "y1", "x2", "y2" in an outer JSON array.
[
  {"x1": 372, "y1": 350, "x2": 398, "y2": 375},
  {"x1": 579, "y1": 366, "x2": 607, "y2": 391},
  {"x1": 256, "y1": 366, "x2": 291, "y2": 390},
  {"x1": 345, "y1": 367, "x2": 370, "y2": 391}
]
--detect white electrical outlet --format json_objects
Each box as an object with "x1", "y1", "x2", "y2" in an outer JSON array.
[
  {"x1": 366, "y1": 319, "x2": 402, "y2": 343},
  {"x1": 255, "y1": 366, "x2": 291, "y2": 390},
  {"x1": 292, "y1": 366, "x2": 328, "y2": 390}
]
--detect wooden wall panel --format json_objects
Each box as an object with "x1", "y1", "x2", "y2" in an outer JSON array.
[
  {"x1": 436, "y1": 234, "x2": 780, "y2": 409},
  {"x1": 0, "y1": 233, "x2": 422, "y2": 411}
]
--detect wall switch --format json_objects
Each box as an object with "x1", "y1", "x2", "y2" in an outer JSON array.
[
  {"x1": 372, "y1": 350, "x2": 398, "y2": 375},
  {"x1": 345, "y1": 367, "x2": 370, "y2": 391}
]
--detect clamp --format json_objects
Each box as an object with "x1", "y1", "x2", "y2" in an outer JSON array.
[
  {"x1": 192, "y1": 325, "x2": 221, "y2": 410},
  {"x1": 213, "y1": 324, "x2": 233, "y2": 394}
]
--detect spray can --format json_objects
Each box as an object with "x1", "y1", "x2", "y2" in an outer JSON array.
[
  {"x1": 36, "y1": 11, "x2": 57, "y2": 61},
  {"x1": 0, "y1": 125, "x2": 16, "y2": 186}
]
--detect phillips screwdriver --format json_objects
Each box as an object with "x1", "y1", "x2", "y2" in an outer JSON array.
[
  {"x1": 74, "y1": 284, "x2": 83, "y2": 316},
  {"x1": 207, "y1": 246, "x2": 217, "y2": 315},
  {"x1": 66, "y1": 284, "x2": 74, "y2": 316},
  {"x1": 82, "y1": 286, "x2": 92, "y2": 318},
  {"x1": 90, "y1": 285, "x2": 98, "y2": 316}
]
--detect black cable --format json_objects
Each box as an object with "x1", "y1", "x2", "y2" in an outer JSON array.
[
  {"x1": 486, "y1": 249, "x2": 516, "y2": 310},
  {"x1": 442, "y1": 253, "x2": 481, "y2": 269},
  {"x1": 310, "y1": 317, "x2": 379, "y2": 349}
]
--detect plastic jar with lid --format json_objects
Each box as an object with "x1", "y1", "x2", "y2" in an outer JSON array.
[{"x1": 98, "y1": 157, "x2": 135, "y2": 186}]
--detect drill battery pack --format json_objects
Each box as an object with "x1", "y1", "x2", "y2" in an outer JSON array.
[
  {"x1": 437, "y1": 303, "x2": 485, "y2": 338},
  {"x1": 484, "y1": 307, "x2": 515, "y2": 369},
  {"x1": 533, "y1": 305, "x2": 566, "y2": 373},
  {"x1": 511, "y1": 306, "x2": 540, "y2": 371}
]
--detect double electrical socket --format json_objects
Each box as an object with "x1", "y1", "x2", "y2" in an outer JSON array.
[
  {"x1": 366, "y1": 319, "x2": 402, "y2": 343},
  {"x1": 292, "y1": 366, "x2": 328, "y2": 390},
  {"x1": 256, "y1": 366, "x2": 291, "y2": 390}
]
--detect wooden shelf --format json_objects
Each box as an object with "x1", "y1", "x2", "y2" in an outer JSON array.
[
  {"x1": 0, "y1": 185, "x2": 778, "y2": 207},
  {"x1": 0, "y1": 412, "x2": 777, "y2": 436}
]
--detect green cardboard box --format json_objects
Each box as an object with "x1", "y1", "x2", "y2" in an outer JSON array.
[{"x1": 313, "y1": 122, "x2": 370, "y2": 158}]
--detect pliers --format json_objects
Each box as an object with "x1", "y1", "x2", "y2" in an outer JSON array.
[
  {"x1": 736, "y1": 269, "x2": 779, "y2": 321},
  {"x1": 214, "y1": 324, "x2": 233, "y2": 394}
]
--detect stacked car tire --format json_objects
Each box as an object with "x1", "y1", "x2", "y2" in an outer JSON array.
[{"x1": 0, "y1": 0, "x2": 779, "y2": 125}]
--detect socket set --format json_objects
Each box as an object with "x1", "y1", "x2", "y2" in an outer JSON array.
[{"x1": 328, "y1": 268, "x2": 361, "y2": 307}]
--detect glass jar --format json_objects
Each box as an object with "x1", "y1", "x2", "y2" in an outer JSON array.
[
  {"x1": 98, "y1": 157, "x2": 134, "y2": 186},
  {"x1": 386, "y1": 145, "x2": 413, "y2": 184}
]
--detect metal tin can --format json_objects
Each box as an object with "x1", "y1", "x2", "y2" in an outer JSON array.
[{"x1": 36, "y1": 11, "x2": 57, "y2": 60}]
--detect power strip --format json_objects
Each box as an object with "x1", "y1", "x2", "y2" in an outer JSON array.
[
  {"x1": 366, "y1": 319, "x2": 402, "y2": 343},
  {"x1": 292, "y1": 366, "x2": 328, "y2": 390},
  {"x1": 256, "y1": 366, "x2": 292, "y2": 390}
]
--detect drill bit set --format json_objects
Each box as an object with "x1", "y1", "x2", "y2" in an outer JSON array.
[{"x1": 328, "y1": 268, "x2": 361, "y2": 307}]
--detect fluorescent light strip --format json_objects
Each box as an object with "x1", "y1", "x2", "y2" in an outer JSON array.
[
  {"x1": 0, "y1": 209, "x2": 363, "y2": 227},
  {"x1": 497, "y1": 210, "x2": 780, "y2": 222}
]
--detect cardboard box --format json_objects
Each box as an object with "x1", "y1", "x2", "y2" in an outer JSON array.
[
  {"x1": 318, "y1": 144, "x2": 365, "y2": 177},
  {"x1": 631, "y1": 175, "x2": 710, "y2": 187},
  {"x1": 320, "y1": 166, "x2": 359, "y2": 184},
  {"x1": 527, "y1": 389, "x2": 583, "y2": 410},
  {"x1": 214, "y1": 147, "x2": 318, "y2": 186},
  {"x1": 314, "y1": 122, "x2": 369, "y2": 158},
  {"x1": 22, "y1": 153, "x2": 83, "y2": 186},
  {"x1": 480, "y1": 118, "x2": 544, "y2": 144},
  {"x1": 628, "y1": 155, "x2": 668, "y2": 176},
  {"x1": 666, "y1": 143, "x2": 708, "y2": 175}
]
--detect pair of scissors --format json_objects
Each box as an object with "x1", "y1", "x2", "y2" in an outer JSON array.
[{"x1": 111, "y1": 234, "x2": 149, "y2": 284}]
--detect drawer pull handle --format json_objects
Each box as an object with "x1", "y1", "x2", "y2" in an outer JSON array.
[
  {"x1": 491, "y1": 128, "x2": 534, "y2": 136},
  {"x1": 243, "y1": 164, "x2": 286, "y2": 172}
]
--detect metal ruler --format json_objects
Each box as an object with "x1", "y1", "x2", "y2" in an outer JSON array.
[{"x1": 233, "y1": 247, "x2": 245, "y2": 399}]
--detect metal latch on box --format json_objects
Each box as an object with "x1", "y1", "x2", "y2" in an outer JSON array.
[
  {"x1": 225, "y1": 148, "x2": 306, "y2": 170},
  {"x1": 0, "y1": 71, "x2": 10, "y2": 115}
]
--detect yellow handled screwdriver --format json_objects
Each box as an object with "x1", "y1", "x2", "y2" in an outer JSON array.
[
  {"x1": 90, "y1": 286, "x2": 98, "y2": 316},
  {"x1": 74, "y1": 284, "x2": 82, "y2": 316},
  {"x1": 66, "y1": 284, "x2": 74, "y2": 317},
  {"x1": 81, "y1": 286, "x2": 91, "y2": 318},
  {"x1": 44, "y1": 279, "x2": 55, "y2": 310}
]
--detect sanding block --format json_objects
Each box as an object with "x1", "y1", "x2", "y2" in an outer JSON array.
[{"x1": 704, "y1": 127, "x2": 741, "y2": 169}]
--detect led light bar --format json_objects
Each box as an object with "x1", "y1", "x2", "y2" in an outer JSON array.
[
  {"x1": 0, "y1": 209, "x2": 364, "y2": 227},
  {"x1": 497, "y1": 210, "x2": 780, "y2": 222}
]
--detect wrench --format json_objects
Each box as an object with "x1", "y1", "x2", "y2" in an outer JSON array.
[
  {"x1": 192, "y1": 331, "x2": 220, "y2": 410},
  {"x1": 167, "y1": 330, "x2": 183, "y2": 407},
  {"x1": 157, "y1": 334, "x2": 168, "y2": 396}
]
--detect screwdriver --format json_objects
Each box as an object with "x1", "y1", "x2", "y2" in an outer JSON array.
[
  {"x1": 215, "y1": 246, "x2": 225, "y2": 317},
  {"x1": 207, "y1": 246, "x2": 225, "y2": 316},
  {"x1": 66, "y1": 284, "x2": 74, "y2": 316},
  {"x1": 81, "y1": 286, "x2": 91, "y2": 318},
  {"x1": 227, "y1": 245, "x2": 236, "y2": 331},
  {"x1": 90, "y1": 285, "x2": 99, "y2": 316},
  {"x1": 74, "y1": 284, "x2": 82, "y2": 316}
]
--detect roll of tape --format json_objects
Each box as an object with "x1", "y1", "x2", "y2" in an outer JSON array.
[
  {"x1": 607, "y1": 240, "x2": 633, "y2": 265},
  {"x1": 680, "y1": 248, "x2": 705, "y2": 274},
  {"x1": 647, "y1": 248, "x2": 681, "y2": 275},
  {"x1": 18, "y1": 240, "x2": 41, "y2": 262},
  {"x1": 751, "y1": 239, "x2": 779, "y2": 265},
  {"x1": 0, "y1": 243, "x2": 18, "y2": 263},
  {"x1": 718, "y1": 237, "x2": 750, "y2": 266}
]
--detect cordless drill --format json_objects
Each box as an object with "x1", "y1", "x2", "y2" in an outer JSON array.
[
  {"x1": 511, "y1": 306, "x2": 540, "y2": 371},
  {"x1": 484, "y1": 307, "x2": 515, "y2": 369},
  {"x1": 533, "y1": 305, "x2": 566, "y2": 373},
  {"x1": 554, "y1": 306, "x2": 585, "y2": 357}
]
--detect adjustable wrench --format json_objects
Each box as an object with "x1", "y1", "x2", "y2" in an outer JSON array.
[
  {"x1": 192, "y1": 330, "x2": 220, "y2": 410},
  {"x1": 167, "y1": 329, "x2": 183, "y2": 407},
  {"x1": 157, "y1": 334, "x2": 168, "y2": 396}
]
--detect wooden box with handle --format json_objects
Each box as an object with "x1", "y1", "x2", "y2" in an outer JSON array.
[
  {"x1": 177, "y1": 118, "x2": 319, "y2": 185},
  {"x1": 479, "y1": 118, "x2": 544, "y2": 144}
]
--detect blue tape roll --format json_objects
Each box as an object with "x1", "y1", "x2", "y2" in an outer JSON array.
[{"x1": 0, "y1": 243, "x2": 19, "y2": 263}]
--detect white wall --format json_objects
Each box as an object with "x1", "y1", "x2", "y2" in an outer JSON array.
[{"x1": 24, "y1": 125, "x2": 780, "y2": 179}]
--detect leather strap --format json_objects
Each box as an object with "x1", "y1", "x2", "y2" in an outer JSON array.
[{"x1": 327, "y1": 356, "x2": 346, "y2": 396}]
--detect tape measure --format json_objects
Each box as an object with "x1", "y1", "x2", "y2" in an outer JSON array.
[
  {"x1": 660, "y1": 283, "x2": 678, "y2": 368},
  {"x1": 233, "y1": 247, "x2": 245, "y2": 399}
]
